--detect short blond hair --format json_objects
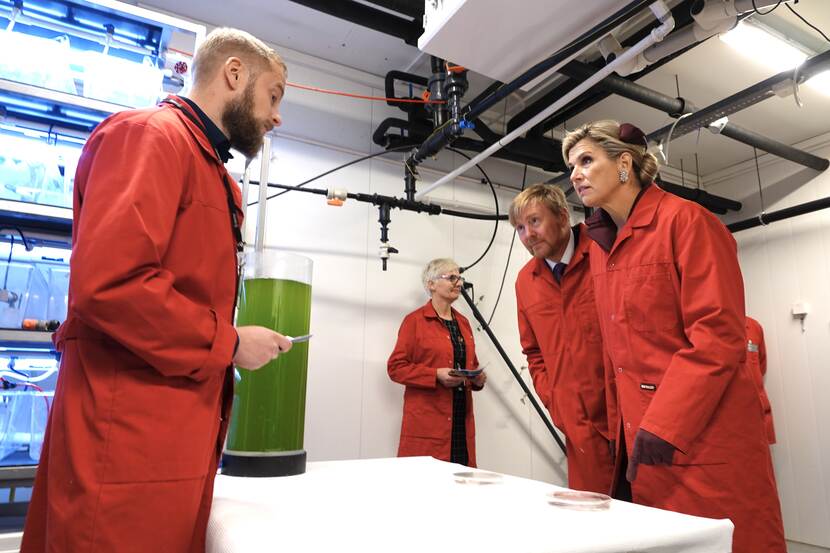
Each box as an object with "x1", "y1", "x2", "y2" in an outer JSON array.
[
  {"x1": 192, "y1": 27, "x2": 287, "y2": 87},
  {"x1": 421, "y1": 258, "x2": 459, "y2": 295},
  {"x1": 509, "y1": 183, "x2": 569, "y2": 227},
  {"x1": 561, "y1": 120, "x2": 659, "y2": 186}
]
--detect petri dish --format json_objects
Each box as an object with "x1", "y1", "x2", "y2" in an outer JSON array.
[
  {"x1": 547, "y1": 490, "x2": 612, "y2": 511},
  {"x1": 453, "y1": 471, "x2": 503, "y2": 485}
]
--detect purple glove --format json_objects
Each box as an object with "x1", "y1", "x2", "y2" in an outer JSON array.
[{"x1": 626, "y1": 429, "x2": 675, "y2": 482}]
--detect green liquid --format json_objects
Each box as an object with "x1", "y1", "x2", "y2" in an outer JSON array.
[{"x1": 226, "y1": 277, "x2": 312, "y2": 452}]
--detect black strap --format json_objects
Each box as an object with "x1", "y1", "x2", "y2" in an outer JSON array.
[{"x1": 160, "y1": 98, "x2": 244, "y2": 253}]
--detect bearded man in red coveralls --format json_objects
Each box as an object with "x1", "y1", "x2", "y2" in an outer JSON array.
[{"x1": 22, "y1": 28, "x2": 293, "y2": 552}]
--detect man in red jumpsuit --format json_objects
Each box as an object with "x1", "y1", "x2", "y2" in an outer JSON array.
[
  {"x1": 511, "y1": 184, "x2": 614, "y2": 493},
  {"x1": 21, "y1": 28, "x2": 292, "y2": 552},
  {"x1": 746, "y1": 316, "x2": 776, "y2": 443}
]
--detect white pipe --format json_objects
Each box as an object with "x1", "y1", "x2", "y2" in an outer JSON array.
[
  {"x1": 255, "y1": 135, "x2": 272, "y2": 252},
  {"x1": 414, "y1": 9, "x2": 675, "y2": 201},
  {"x1": 240, "y1": 158, "x2": 253, "y2": 223}
]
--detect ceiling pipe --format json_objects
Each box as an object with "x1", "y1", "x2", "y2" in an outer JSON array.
[
  {"x1": 414, "y1": 1, "x2": 675, "y2": 201},
  {"x1": 656, "y1": 178, "x2": 742, "y2": 214},
  {"x1": 286, "y1": 0, "x2": 422, "y2": 45},
  {"x1": 648, "y1": 48, "x2": 830, "y2": 167},
  {"x1": 557, "y1": 59, "x2": 829, "y2": 172},
  {"x1": 728, "y1": 195, "x2": 830, "y2": 233}
]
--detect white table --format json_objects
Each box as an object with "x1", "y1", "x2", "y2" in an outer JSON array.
[{"x1": 207, "y1": 456, "x2": 733, "y2": 553}]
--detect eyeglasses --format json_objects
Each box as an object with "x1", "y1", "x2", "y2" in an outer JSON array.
[{"x1": 436, "y1": 274, "x2": 465, "y2": 285}]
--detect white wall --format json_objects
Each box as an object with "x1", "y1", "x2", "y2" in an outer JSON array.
[
  {"x1": 229, "y1": 44, "x2": 568, "y2": 484},
  {"x1": 708, "y1": 136, "x2": 830, "y2": 549}
]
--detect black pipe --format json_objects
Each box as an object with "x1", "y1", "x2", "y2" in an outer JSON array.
[
  {"x1": 247, "y1": 181, "x2": 511, "y2": 221},
  {"x1": 375, "y1": 116, "x2": 566, "y2": 171},
  {"x1": 384, "y1": 70, "x2": 428, "y2": 112},
  {"x1": 404, "y1": 166, "x2": 418, "y2": 202},
  {"x1": 716, "y1": 126, "x2": 828, "y2": 173},
  {"x1": 459, "y1": 287, "x2": 567, "y2": 455},
  {"x1": 409, "y1": 66, "x2": 469, "y2": 165},
  {"x1": 373, "y1": 117, "x2": 412, "y2": 147},
  {"x1": 442, "y1": 208, "x2": 508, "y2": 221},
  {"x1": 463, "y1": 0, "x2": 653, "y2": 121},
  {"x1": 372, "y1": 117, "x2": 432, "y2": 148},
  {"x1": 464, "y1": 81, "x2": 503, "y2": 113},
  {"x1": 558, "y1": 60, "x2": 690, "y2": 115},
  {"x1": 380, "y1": 131, "x2": 563, "y2": 171},
  {"x1": 426, "y1": 56, "x2": 448, "y2": 127},
  {"x1": 656, "y1": 179, "x2": 742, "y2": 214},
  {"x1": 557, "y1": 59, "x2": 830, "y2": 173},
  {"x1": 286, "y1": 0, "x2": 422, "y2": 45},
  {"x1": 553, "y1": 175, "x2": 742, "y2": 215},
  {"x1": 728, "y1": 196, "x2": 830, "y2": 233},
  {"x1": 653, "y1": 49, "x2": 830, "y2": 142}
]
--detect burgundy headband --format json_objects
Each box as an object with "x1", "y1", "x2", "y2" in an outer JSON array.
[{"x1": 619, "y1": 123, "x2": 648, "y2": 149}]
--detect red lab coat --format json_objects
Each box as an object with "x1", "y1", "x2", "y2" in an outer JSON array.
[
  {"x1": 515, "y1": 224, "x2": 613, "y2": 493},
  {"x1": 746, "y1": 316, "x2": 776, "y2": 443},
  {"x1": 388, "y1": 302, "x2": 480, "y2": 466},
  {"x1": 587, "y1": 185, "x2": 785, "y2": 553},
  {"x1": 21, "y1": 97, "x2": 241, "y2": 553}
]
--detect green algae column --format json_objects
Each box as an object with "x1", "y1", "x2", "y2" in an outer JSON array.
[{"x1": 226, "y1": 255, "x2": 312, "y2": 453}]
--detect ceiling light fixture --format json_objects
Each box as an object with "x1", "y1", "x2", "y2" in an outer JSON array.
[{"x1": 720, "y1": 20, "x2": 830, "y2": 95}]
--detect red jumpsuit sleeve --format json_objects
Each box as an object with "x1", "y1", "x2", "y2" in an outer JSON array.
[
  {"x1": 70, "y1": 119, "x2": 237, "y2": 381},
  {"x1": 387, "y1": 314, "x2": 437, "y2": 389},
  {"x1": 516, "y1": 297, "x2": 553, "y2": 411},
  {"x1": 639, "y1": 207, "x2": 746, "y2": 453}
]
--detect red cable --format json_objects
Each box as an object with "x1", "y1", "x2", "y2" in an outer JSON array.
[{"x1": 286, "y1": 81, "x2": 446, "y2": 104}]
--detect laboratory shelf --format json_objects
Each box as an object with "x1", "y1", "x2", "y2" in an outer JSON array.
[
  {"x1": 0, "y1": 330, "x2": 56, "y2": 347},
  {"x1": 0, "y1": 78, "x2": 129, "y2": 116}
]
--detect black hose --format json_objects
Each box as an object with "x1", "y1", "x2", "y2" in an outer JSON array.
[
  {"x1": 486, "y1": 164, "x2": 527, "y2": 326},
  {"x1": 441, "y1": 209, "x2": 507, "y2": 221},
  {"x1": 259, "y1": 144, "x2": 414, "y2": 204},
  {"x1": 446, "y1": 148, "x2": 499, "y2": 272},
  {"x1": 247, "y1": 180, "x2": 504, "y2": 221},
  {"x1": 1, "y1": 227, "x2": 32, "y2": 291}
]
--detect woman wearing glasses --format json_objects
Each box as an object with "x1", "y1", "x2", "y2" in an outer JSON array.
[{"x1": 388, "y1": 258, "x2": 487, "y2": 466}]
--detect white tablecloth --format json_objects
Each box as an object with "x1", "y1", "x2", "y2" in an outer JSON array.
[{"x1": 207, "y1": 456, "x2": 732, "y2": 553}]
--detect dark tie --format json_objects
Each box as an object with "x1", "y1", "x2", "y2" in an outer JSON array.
[{"x1": 552, "y1": 262, "x2": 567, "y2": 284}]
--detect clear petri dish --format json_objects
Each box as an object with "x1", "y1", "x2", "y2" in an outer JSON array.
[
  {"x1": 453, "y1": 471, "x2": 503, "y2": 485},
  {"x1": 547, "y1": 490, "x2": 612, "y2": 511}
]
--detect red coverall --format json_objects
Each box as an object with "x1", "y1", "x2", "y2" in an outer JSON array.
[
  {"x1": 746, "y1": 316, "x2": 776, "y2": 443},
  {"x1": 515, "y1": 223, "x2": 614, "y2": 493},
  {"x1": 21, "y1": 97, "x2": 241, "y2": 552},
  {"x1": 587, "y1": 184, "x2": 785, "y2": 553},
  {"x1": 388, "y1": 302, "x2": 480, "y2": 466}
]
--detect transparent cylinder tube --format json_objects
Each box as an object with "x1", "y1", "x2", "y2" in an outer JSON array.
[{"x1": 226, "y1": 250, "x2": 312, "y2": 456}]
